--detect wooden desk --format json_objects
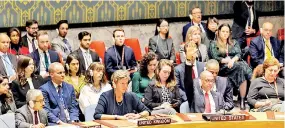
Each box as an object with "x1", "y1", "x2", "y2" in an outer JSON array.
[{"x1": 47, "y1": 112, "x2": 284, "y2": 128}]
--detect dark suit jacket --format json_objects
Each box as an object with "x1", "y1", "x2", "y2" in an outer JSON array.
[
  {"x1": 11, "y1": 75, "x2": 45, "y2": 108},
  {"x1": 72, "y1": 48, "x2": 100, "y2": 74},
  {"x1": 192, "y1": 79, "x2": 224, "y2": 113},
  {"x1": 249, "y1": 36, "x2": 284, "y2": 68},
  {"x1": 15, "y1": 104, "x2": 48, "y2": 128},
  {"x1": 39, "y1": 81, "x2": 79, "y2": 124},
  {"x1": 182, "y1": 22, "x2": 207, "y2": 42},
  {"x1": 174, "y1": 62, "x2": 205, "y2": 102},
  {"x1": 104, "y1": 45, "x2": 137, "y2": 78},
  {"x1": 148, "y1": 35, "x2": 175, "y2": 62},
  {"x1": 0, "y1": 53, "x2": 17, "y2": 77},
  {"x1": 29, "y1": 49, "x2": 61, "y2": 74},
  {"x1": 214, "y1": 76, "x2": 234, "y2": 110},
  {"x1": 21, "y1": 35, "x2": 29, "y2": 48},
  {"x1": 144, "y1": 82, "x2": 181, "y2": 111},
  {"x1": 232, "y1": 1, "x2": 259, "y2": 39}
]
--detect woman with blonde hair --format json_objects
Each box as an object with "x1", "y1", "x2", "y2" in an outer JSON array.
[
  {"x1": 79, "y1": 62, "x2": 112, "y2": 113},
  {"x1": 209, "y1": 23, "x2": 252, "y2": 110},
  {"x1": 144, "y1": 59, "x2": 181, "y2": 115},
  {"x1": 247, "y1": 58, "x2": 284, "y2": 112},
  {"x1": 180, "y1": 25, "x2": 208, "y2": 62}
]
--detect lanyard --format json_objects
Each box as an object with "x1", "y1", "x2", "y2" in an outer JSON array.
[{"x1": 225, "y1": 43, "x2": 229, "y2": 57}]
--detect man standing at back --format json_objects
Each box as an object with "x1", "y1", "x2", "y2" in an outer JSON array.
[
  {"x1": 51, "y1": 20, "x2": 74, "y2": 61},
  {"x1": 22, "y1": 20, "x2": 39, "y2": 53},
  {"x1": 71, "y1": 31, "x2": 100, "y2": 74},
  {"x1": 0, "y1": 33, "x2": 17, "y2": 82}
]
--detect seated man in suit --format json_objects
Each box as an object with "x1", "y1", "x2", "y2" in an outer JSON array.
[
  {"x1": 30, "y1": 31, "x2": 61, "y2": 78},
  {"x1": 72, "y1": 31, "x2": 100, "y2": 74},
  {"x1": 22, "y1": 20, "x2": 39, "y2": 53},
  {"x1": 0, "y1": 33, "x2": 17, "y2": 82},
  {"x1": 15, "y1": 89, "x2": 48, "y2": 128},
  {"x1": 249, "y1": 22, "x2": 284, "y2": 68},
  {"x1": 192, "y1": 71, "x2": 224, "y2": 113},
  {"x1": 104, "y1": 28, "x2": 137, "y2": 79},
  {"x1": 51, "y1": 20, "x2": 74, "y2": 61},
  {"x1": 182, "y1": 7, "x2": 207, "y2": 42},
  {"x1": 40, "y1": 62, "x2": 79, "y2": 125},
  {"x1": 205, "y1": 59, "x2": 234, "y2": 111},
  {"x1": 175, "y1": 42, "x2": 205, "y2": 102}
]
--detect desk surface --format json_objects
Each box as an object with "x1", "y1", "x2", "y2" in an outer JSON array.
[{"x1": 47, "y1": 112, "x2": 284, "y2": 128}]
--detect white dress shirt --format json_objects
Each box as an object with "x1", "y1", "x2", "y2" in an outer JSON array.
[
  {"x1": 27, "y1": 77, "x2": 34, "y2": 89},
  {"x1": 80, "y1": 47, "x2": 92, "y2": 69},
  {"x1": 185, "y1": 60, "x2": 199, "y2": 79},
  {"x1": 27, "y1": 34, "x2": 38, "y2": 53},
  {"x1": 0, "y1": 52, "x2": 16, "y2": 78},
  {"x1": 193, "y1": 22, "x2": 206, "y2": 33},
  {"x1": 79, "y1": 83, "x2": 112, "y2": 113},
  {"x1": 199, "y1": 80, "x2": 216, "y2": 113},
  {"x1": 245, "y1": 5, "x2": 254, "y2": 29},
  {"x1": 38, "y1": 49, "x2": 51, "y2": 76},
  {"x1": 28, "y1": 106, "x2": 40, "y2": 125}
]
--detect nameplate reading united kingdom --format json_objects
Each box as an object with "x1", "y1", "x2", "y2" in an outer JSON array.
[
  {"x1": 137, "y1": 118, "x2": 171, "y2": 126},
  {"x1": 210, "y1": 115, "x2": 246, "y2": 121}
]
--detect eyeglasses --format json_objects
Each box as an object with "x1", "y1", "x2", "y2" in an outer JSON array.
[
  {"x1": 203, "y1": 79, "x2": 215, "y2": 83},
  {"x1": 29, "y1": 27, "x2": 38, "y2": 30},
  {"x1": 266, "y1": 68, "x2": 279, "y2": 73},
  {"x1": 160, "y1": 25, "x2": 169, "y2": 28},
  {"x1": 33, "y1": 99, "x2": 45, "y2": 103}
]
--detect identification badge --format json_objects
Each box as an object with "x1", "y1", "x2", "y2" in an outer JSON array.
[{"x1": 64, "y1": 109, "x2": 70, "y2": 121}]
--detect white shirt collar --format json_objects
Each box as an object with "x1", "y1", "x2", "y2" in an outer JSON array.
[
  {"x1": 80, "y1": 47, "x2": 89, "y2": 53},
  {"x1": 185, "y1": 59, "x2": 196, "y2": 66},
  {"x1": 0, "y1": 51, "x2": 7, "y2": 56},
  {"x1": 27, "y1": 34, "x2": 35, "y2": 41},
  {"x1": 52, "y1": 81, "x2": 62, "y2": 89},
  {"x1": 38, "y1": 48, "x2": 47, "y2": 54}
]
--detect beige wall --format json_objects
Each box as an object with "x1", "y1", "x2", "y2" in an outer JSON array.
[{"x1": 24, "y1": 16, "x2": 284, "y2": 54}]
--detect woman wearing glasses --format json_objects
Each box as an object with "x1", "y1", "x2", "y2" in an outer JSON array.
[
  {"x1": 247, "y1": 58, "x2": 284, "y2": 112},
  {"x1": 149, "y1": 19, "x2": 175, "y2": 63}
]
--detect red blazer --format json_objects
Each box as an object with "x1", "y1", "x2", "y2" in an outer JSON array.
[{"x1": 8, "y1": 46, "x2": 30, "y2": 55}]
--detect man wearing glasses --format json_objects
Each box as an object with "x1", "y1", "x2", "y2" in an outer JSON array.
[
  {"x1": 22, "y1": 20, "x2": 39, "y2": 53},
  {"x1": 15, "y1": 89, "x2": 48, "y2": 128},
  {"x1": 40, "y1": 62, "x2": 79, "y2": 125},
  {"x1": 192, "y1": 70, "x2": 224, "y2": 113}
]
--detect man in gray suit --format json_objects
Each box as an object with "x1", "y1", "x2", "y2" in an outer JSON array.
[
  {"x1": 205, "y1": 59, "x2": 234, "y2": 111},
  {"x1": 51, "y1": 20, "x2": 74, "y2": 61},
  {"x1": 15, "y1": 89, "x2": 48, "y2": 128},
  {"x1": 192, "y1": 71, "x2": 224, "y2": 113},
  {"x1": 0, "y1": 33, "x2": 17, "y2": 82},
  {"x1": 175, "y1": 43, "x2": 205, "y2": 102}
]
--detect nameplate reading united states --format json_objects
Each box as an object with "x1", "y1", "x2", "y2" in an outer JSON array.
[
  {"x1": 137, "y1": 118, "x2": 171, "y2": 126},
  {"x1": 210, "y1": 115, "x2": 246, "y2": 121}
]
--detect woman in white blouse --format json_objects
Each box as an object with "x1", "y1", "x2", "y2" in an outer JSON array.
[{"x1": 79, "y1": 62, "x2": 112, "y2": 113}]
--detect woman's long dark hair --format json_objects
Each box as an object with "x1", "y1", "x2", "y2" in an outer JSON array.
[
  {"x1": 139, "y1": 52, "x2": 157, "y2": 77},
  {"x1": 154, "y1": 19, "x2": 169, "y2": 38},
  {"x1": 65, "y1": 54, "x2": 81, "y2": 76},
  {"x1": 17, "y1": 55, "x2": 35, "y2": 86},
  {"x1": 0, "y1": 76, "x2": 12, "y2": 114}
]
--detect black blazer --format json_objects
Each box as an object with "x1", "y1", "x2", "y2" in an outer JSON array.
[
  {"x1": 29, "y1": 49, "x2": 61, "y2": 75},
  {"x1": 72, "y1": 48, "x2": 100, "y2": 74},
  {"x1": 21, "y1": 34, "x2": 29, "y2": 48},
  {"x1": 11, "y1": 75, "x2": 45, "y2": 108},
  {"x1": 232, "y1": 1, "x2": 260, "y2": 39}
]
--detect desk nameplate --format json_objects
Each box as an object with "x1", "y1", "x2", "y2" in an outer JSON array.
[
  {"x1": 137, "y1": 118, "x2": 171, "y2": 126},
  {"x1": 210, "y1": 115, "x2": 246, "y2": 121}
]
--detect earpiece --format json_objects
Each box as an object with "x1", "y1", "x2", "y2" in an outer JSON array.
[
  {"x1": 189, "y1": 14, "x2": 193, "y2": 20},
  {"x1": 90, "y1": 70, "x2": 93, "y2": 76},
  {"x1": 65, "y1": 64, "x2": 69, "y2": 71},
  {"x1": 29, "y1": 101, "x2": 34, "y2": 108},
  {"x1": 56, "y1": 29, "x2": 59, "y2": 34},
  {"x1": 157, "y1": 27, "x2": 160, "y2": 32}
]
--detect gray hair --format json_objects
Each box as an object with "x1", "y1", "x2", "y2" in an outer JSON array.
[
  {"x1": 26, "y1": 89, "x2": 43, "y2": 103},
  {"x1": 206, "y1": 59, "x2": 219, "y2": 69},
  {"x1": 48, "y1": 62, "x2": 63, "y2": 73},
  {"x1": 111, "y1": 70, "x2": 130, "y2": 83}
]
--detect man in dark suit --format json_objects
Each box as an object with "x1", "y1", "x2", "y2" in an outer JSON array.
[
  {"x1": 0, "y1": 33, "x2": 17, "y2": 82},
  {"x1": 40, "y1": 62, "x2": 79, "y2": 125},
  {"x1": 182, "y1": 7, "x2": 207, "y2": 42},
  {"x1": 72, "y1": 31, "x2": 100, "y2": 74},
  {"x1": 249, "y1": 22, "x2": 284, "y2": 68},
  {"x1": 232, "y1": 1, "x2": 259, "y2": 50},
  {"x1": 205, "y1": 59, "x2": 234, "y2": 111},
  {"x1": 175, "y1": 43, "x2": 205, "y2": 102},
  {"x1": 15, "y1": 89, "x2": 48, "y2": 128},
  {"x1": 104, "y1": 28, "x2": 137, "y2": 79},
  {"x1": 29, "y1": 31, "x2": 61, "y2": 78},
  {"x1": 22, "y1": 20, "x2": 39, "y2": 53},
  {"x1": 192, "y1": 71, "x2": 224, "y2": 113}
]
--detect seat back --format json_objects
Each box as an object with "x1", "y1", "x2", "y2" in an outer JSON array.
[
  {"x1": 180, "y1": 101, "x2": 190, "y2": 113},
  {"x1": 175, "y1": 52, "x2": 181, "y2": 64},
  {"x1": 145, "y1": 46, "x2": 149, "y2": 54},
  {"x1": 278, "y1": 28, "x2": 284, "y2": 41},
  {"x1": 90, "y1": 41, "x2": 106, "y2": 63},
  {"x1": 124, "y1": 38, "x2": 142, "y2": 61},
  {"x1": 84, "y1": 104, "x2": 98, "y2": 121}
]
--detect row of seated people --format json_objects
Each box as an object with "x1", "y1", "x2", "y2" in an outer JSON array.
[{"x1": 0, "y1": 55, "x2": 283, "y2": 127}]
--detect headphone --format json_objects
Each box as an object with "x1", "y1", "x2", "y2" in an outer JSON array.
[
  {"x1": 28, "y1": 101, "x2": 34, "y2": 108},
  {"x1": 189, "y1": 14, "x2": 193, "y2": 20},
  {"x1": 65, "y1": 64, "x2": 69, "y2": 71}
]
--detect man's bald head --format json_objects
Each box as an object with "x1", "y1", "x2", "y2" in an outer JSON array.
[
  {"x1": 261, "y1": 22, "x2": 273, "y2": 40},
  {"x1": 49, "y1": 62, "x2": 65, "y2": 85},
  {"x1": 200, "y1": 70, "x2": 214, "y2": 92},
  {"x1": 200, "y1": 70, "x2": 213, "y2": 80},
  {"x1": 48, "y1": 62, "x2": 63, "y2": 73},
  {"x1": 0, "y1": 33, "x2": 10, "y2": 53}
]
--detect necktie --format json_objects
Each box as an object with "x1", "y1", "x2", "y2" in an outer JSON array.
[
  {"x1": 205, "y1": 92, "x2": 211, "y2": 113},
  {"x1": 32, "y1": 38, "x2": 37, "y2": 51},
  {"x1": 43, "y1": 51, "x2": 49, "y2": 71},
  {"x1": 58, "y1": 85, "x2": 67, "y2": 122},
  {"x1": 265, "y1": 40, "x2": 273, "y2": 59},
  {"x1": 192, "y1": 66, "x2": 196, "y2": 79},
  {"x1": 248, "y1": 7, "x2": 252, "y2": 27},
  {"x1": 63, "y1": 38, "x2": 72, "y2": 52},
  {"x1": 197, "y1": 48, "x2": 202, "y2": 61},
  {"x1": 34, "y1": 111, "x2": 39, "y2": 125},
  {"x1": 85, "y1": 52, "x2": 91, "y2": 67},
  {"x1": 2, "y1": 55, "x2": 15, "y2": 77}
]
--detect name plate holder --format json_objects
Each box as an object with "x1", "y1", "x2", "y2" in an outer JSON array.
[
  {"x1": 137, "y1": 118, "x2": 172, "y2": 126},
  {"x1": 202, "y1": 114, "x2": 246, "y2": 121}
]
